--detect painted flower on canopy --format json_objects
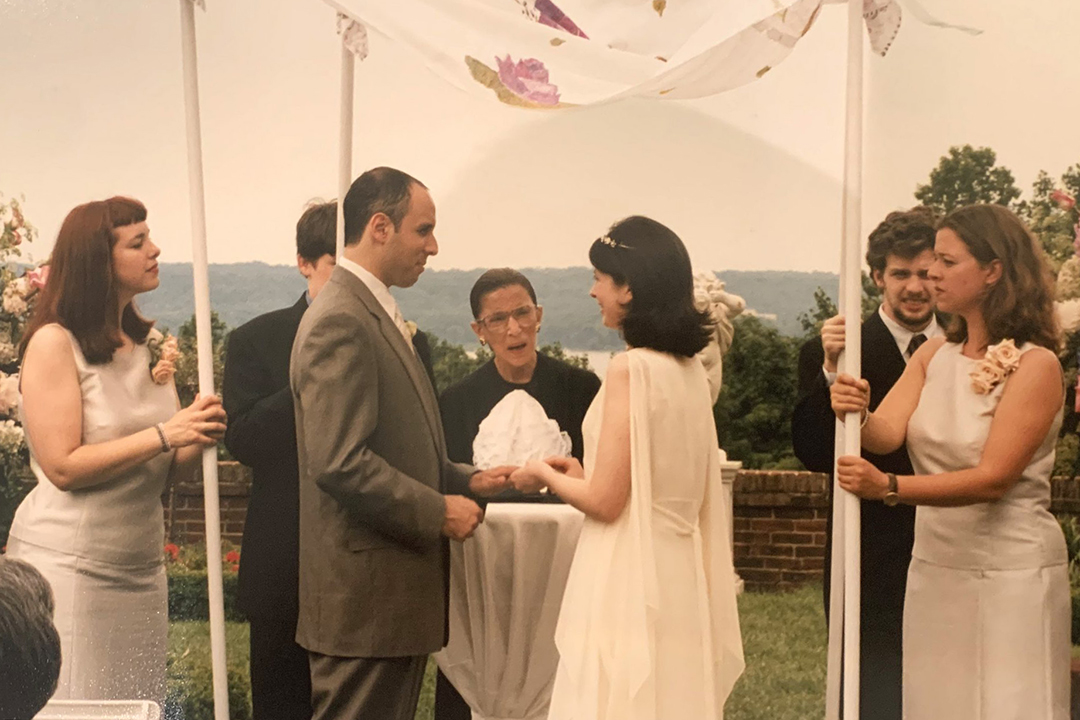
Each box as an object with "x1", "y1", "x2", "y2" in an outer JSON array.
[
  {"x1": 496, "y1": 56, "x2": 561, "y2": 106},
  {"x1": 534, "y1": 0, "x2": 588, "y2": 38},
  {"x1": 1051, "y1": 190, "x2": 1076, "y2": 211}
]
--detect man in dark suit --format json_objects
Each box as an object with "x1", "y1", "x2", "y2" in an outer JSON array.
[
  {"x1": 290, "y1": 167, "x2": 514, "y2": 720},
  {"x1": 791, "y1": 206, "x2": 941, "y2": 720},
  {"x1": 223, "y1": 200, "x2": 443, "y2": 720}
]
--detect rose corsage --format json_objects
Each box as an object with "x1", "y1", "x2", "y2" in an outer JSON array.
[
  {"x1": 969, "y1": 339, "x2": 1021, "y2": 395},
  {"x1": 147, "y1": 329, "x2": 180, "y2": 385}
]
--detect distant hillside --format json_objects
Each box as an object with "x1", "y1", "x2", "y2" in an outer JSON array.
[{"x1": 140, "y1": 264, "x2": 839, "y2": 349}]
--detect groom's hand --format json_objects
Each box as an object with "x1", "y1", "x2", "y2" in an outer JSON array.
[
  {"x1": 468, "y1": 466, "x2": 516, "y2": 497},
  {"x1": 443, "y1": 495, "x2": 484, "y2": 541}
]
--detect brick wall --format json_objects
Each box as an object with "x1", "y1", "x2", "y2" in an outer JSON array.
[
  {"x1": 165, "y1": 462, "x2": 252, "y2": 547},
  {"x1": 165, "y1": 463, "x2": 1080, "y2": 591},
  {"x1": 732, "y1": 470, "x2": 829, "y2": 592}
]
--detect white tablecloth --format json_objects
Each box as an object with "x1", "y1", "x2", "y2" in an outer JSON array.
[{"x1": 435, "y1": 503, "x2": 584, "y2": 720}]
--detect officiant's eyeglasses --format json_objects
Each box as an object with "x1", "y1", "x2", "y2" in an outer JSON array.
[{"x1": 479, "y1": 305, "x2": 538, "y2": 334}]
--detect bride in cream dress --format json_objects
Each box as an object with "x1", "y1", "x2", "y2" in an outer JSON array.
[{"x1": 511, "y1": 216, "x2": 744, "y2": 719}]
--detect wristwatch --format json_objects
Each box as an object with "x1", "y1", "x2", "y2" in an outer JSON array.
[{"x1": 883, "y1": 472, "x2": 900, "y2": 507}]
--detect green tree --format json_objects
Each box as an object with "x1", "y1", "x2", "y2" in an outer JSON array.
[
  {"x1": 1016, "y1": 167, "x2": 1080, "y2": 270},
  {"x1": 714, "y1": 314, "x2": 801, "y2": 469},
  {"x1": 914, "y1": 144, "x2": 1022, "y2": 215},
  {"x1": 172, "y1": 311, "x2": 229, "y2": 408}
]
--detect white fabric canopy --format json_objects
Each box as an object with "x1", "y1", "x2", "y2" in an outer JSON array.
[{"x1": 324, "y1": 0, "x2": 908, "y2": 108}]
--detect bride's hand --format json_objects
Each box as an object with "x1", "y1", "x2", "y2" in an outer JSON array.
[
  {"x1": 510, "y1": 460, "x2": 550, "y2": 494},
  {"x1": 544, "y1": 455, "x2": 583, "y2": 479}
]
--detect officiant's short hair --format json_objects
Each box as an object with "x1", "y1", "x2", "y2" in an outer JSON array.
[
  {"x1": 343, "y1": 167, "x2": 427, "y2": 246},
  {"x1": 0, "y1": 557, "x2": 61, "y2": 720},
  {"x1": 865, "y1": 205, "x2": 938, "y2": 275},
  {"x1": 589, "y1": 216, "x2": 712, "y2": 359},
  {"x1": 469, "y1": 269, "x2": 538, "y2": 318},
  {"x1": 296, "y1": 200, "x2": 337, "y2": 262}
]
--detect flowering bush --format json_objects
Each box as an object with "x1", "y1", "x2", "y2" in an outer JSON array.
[
  {"x1": 0, "y1": 194, "x2": 48, "y2": 546},
  {"x1": 164, "y1": 541, "x2": 244, "y2": 622}
]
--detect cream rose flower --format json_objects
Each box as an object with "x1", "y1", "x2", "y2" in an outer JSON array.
[
  {"x1": 986, "y1": 339, "x2": 1021, "y2": 374},
  {"x1": 2, "y1": 285, "x2": 27, "y2": 316},
  {"x1": 0, "y1": 372, "x2": 19, "y2": 416},
  {"x1": 970, "y1": 363, "x2": 1005, "y2": 395}
]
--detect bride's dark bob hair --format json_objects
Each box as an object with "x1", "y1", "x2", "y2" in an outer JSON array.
[{"x1": 588, "y1": 216, "x2": 712, "y2": 358}]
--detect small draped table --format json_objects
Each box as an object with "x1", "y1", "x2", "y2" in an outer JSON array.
[{"x1": 434, "y1": 503, "x2": 585, "y2": 720}]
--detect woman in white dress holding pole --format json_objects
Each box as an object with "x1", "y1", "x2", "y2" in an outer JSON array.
[
  {"x1": 6, "y1": 197, "x2": 227, "y2": 703},
  {"x1": 511, "y1": 216, "x2": 744, "y2": 719},
  {"x1": 831, "y1": 204, "x2": 1069, "y2": 718}
]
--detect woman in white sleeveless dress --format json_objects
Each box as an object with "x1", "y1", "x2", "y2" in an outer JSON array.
[
  {"x1": 6, "y1": 197, "x2": 227, "y2": 703},
  {"x1": 511, "y1": 216, "x2": 744, "y2": 719},
  {"x1": 831, "y1": 204, "x2": 1069, "y2": 719}
]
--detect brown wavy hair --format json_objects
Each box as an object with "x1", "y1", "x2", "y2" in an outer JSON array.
[
  {"x1": 21, "y1": 197, "x2": 154, "y2": 364},
  {"x1": 938, "y1": 204, "x2": 1059, "y2": 352}
]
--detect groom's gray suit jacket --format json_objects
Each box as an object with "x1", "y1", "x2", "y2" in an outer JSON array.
[{"x1": 290, "y1": 265, "x2": 474, "y2": 658}]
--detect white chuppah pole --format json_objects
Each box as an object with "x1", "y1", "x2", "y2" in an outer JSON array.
[
  {"x1": 178, "y1": 2, "x2": 230, "y2": 719},
  {"x1": 337, "y1": 38, "x2": 355, "y2": 257},
  {"x1": 841, "y1": 0, "x2": 865, "y2": 718}
]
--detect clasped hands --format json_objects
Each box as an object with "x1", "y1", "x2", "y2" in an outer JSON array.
[
  {"x1": 442, "y1": 458, "x2": 584, "y2": 541},
  {"x1": 829, "y1": 373, "x2": 889, "y2": 501}
]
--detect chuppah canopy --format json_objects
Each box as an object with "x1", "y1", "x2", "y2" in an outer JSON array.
[
  {"x1": 173, "y1": 2, "x2": 977, "y2": 719},
  {"x1": 324, "y1": 0, "x2": 906, "y2": 106}
]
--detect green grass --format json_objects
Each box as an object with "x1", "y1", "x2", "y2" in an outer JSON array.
[
  {"x1": 726, "y1": 584, "x2": 827, "y2": 720},
  {"x1": 168, "y1": 586, "x2": 827, "y2": 720}
]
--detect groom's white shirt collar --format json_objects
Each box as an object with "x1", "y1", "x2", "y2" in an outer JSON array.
[
  {"x1": 336, "y1": 255, "x2": 402, "y2": 324},
  {"x1": 878, "y1": 305, "x2": 943, "y2": 361}
]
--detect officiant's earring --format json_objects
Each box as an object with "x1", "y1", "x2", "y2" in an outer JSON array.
[
  {"x1": 536, "y1": 323, "x2": 541, "y2": 332},
  {"x1": 480, "y1": 339, "x2": 486, "y2": 346}
]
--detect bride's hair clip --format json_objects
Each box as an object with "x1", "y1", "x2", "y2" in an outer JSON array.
[{"x1": 597, "y1": 235, "x2": 632, "y2": 249}]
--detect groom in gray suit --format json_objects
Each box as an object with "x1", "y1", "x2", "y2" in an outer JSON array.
[{"x1": 290, "y1": 167, "x2": 513, "y2": 720}]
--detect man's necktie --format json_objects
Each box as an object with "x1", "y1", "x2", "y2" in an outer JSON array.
[{"x1": 907, "y1": 333, "x2": 927, "y2": 357}]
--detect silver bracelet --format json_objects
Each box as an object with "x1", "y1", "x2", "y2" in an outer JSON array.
[
  {"x1": 860, "y1": 410, "x2": 870, "y2": 429},
  {"x1": 154, "y1": 423, "x2": 172, "y2": 454}
]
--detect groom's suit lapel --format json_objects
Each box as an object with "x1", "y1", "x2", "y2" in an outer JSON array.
[{"x1": 332, "y1": 267, "x2": 445, "y2": 457}]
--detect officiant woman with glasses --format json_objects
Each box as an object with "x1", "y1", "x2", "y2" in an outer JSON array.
[{"x1": 434, "y1": 267, "x2": 601, "y2": 720}]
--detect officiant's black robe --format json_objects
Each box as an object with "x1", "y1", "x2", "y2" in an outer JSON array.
[
  {"x1": 791, "y1": 307, "x2": 917, "y2": 720},
  {"x1": 439, "y1": 352, "x2": 601, "y2": 468}
]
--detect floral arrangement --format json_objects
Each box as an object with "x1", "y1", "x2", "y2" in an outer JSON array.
[
  {"x1": 0, "y1": 195, "x2": 48, "y2": 492},
  {"x1": 969, "y1": 339, "x2": 1022, "y2": 395}
]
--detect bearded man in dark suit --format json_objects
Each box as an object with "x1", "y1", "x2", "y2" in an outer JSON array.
[
  {"x1": 223, "y1": 199, "x2": 442, "y2": 720},
  {"x1": 791, "y1": 206, "x2": 942, "y2": 720}
]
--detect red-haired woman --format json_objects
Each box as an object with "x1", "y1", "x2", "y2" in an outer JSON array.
[{"x1": 6, "y1": 197, "x2": 226, "y2": 704}]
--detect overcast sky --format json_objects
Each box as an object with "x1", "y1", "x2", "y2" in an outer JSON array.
[{"x1": 1, "y1": 0, "x2": 1077, "y2": 274}]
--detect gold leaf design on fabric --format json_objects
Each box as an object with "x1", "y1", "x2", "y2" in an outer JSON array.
[
  {"x1": 550, "y1": 38, "x2": 566, "y2": 46},
  {"x1": 653, "y1": 0, "x2": 667, "y2": 17},
  {"x1": 756, "y1": 66, "x2": 772, "y2": 78}
]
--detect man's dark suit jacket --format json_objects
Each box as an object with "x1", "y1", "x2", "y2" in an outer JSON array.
[
  {"x1": 791, "y1": 307, "x2": 917, "y2": 720},
  {"x1": 222, "y1": 294, "x2": 439, "y2": 618}
]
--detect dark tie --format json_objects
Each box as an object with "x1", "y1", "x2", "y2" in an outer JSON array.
[{"x1": 907, "y1": 333, "x2": 927, "y2": 357}]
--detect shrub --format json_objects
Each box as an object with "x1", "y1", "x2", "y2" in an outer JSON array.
[{"x1": 166, "y1": 542, "x2": 244, "y2": 622}]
